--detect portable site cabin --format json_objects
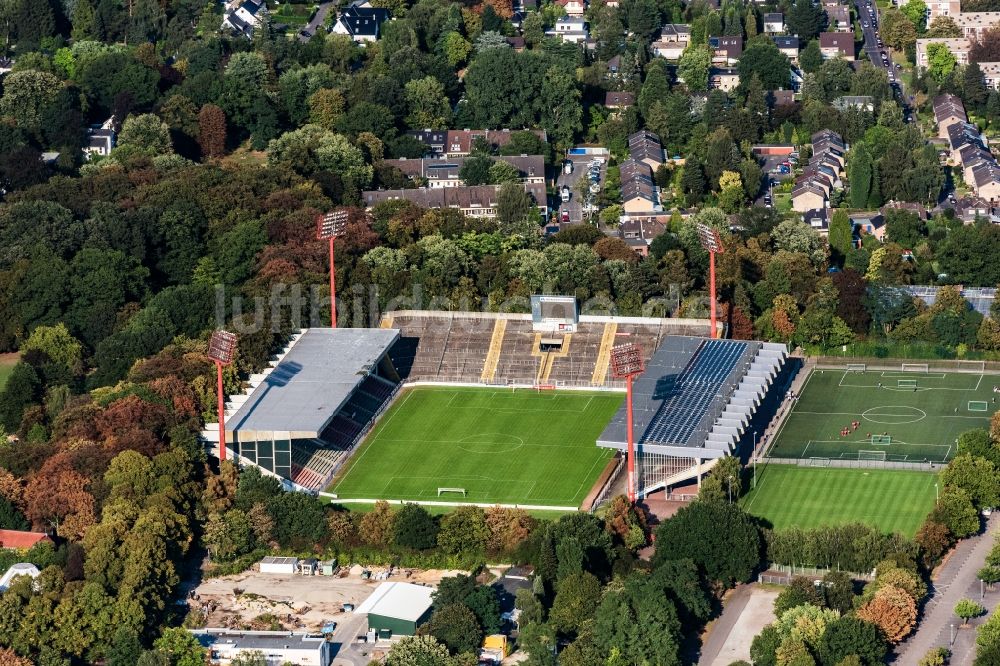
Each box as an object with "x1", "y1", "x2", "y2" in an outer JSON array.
[{"x1": 259, "y1": 556, "x2": 299, "y2": 574}]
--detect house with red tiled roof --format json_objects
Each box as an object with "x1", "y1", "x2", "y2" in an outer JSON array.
[{"x1": 0, "y1": 530, "x2": 52, "y2": 550}]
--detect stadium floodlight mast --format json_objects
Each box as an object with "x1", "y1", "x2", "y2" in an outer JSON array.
[
  {"x1": 696, "y1": 223, "x2": 725, "y2": 339},
  {"x1": 316, "y1": 209, "x2": 350, "y2": 328},
  {"x1": 207, "y1": 330, "x2": 238, "y2": 462},
  {"x1": 610, "y1": 342, "x2": 645, "y2": 504}
]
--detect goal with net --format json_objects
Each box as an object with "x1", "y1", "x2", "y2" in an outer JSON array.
[
  {"x1": 809, "y1": 457, "x2": 831, "y2": 467},
  {"x1": 858, "y1": 450, "x2": 887, "y2": 462},
  {"x1": 846, "y1": 363, "x2": 866, "y2": 373},
  {"x1": 969, "y1": 401, "x2": 990, "y2": 412},
  {"x1": 898, "y1": 379, "x2": 917, "y2": 389},
  {"x1": 437, "y1": 487, "x2": 467, "y2": 497},
  {"x1": 870, "y1": 435, "x2": 892, "y2": 445},
  {"x1": 901, "y1": 363, "x2": 929, "y2": 373}
]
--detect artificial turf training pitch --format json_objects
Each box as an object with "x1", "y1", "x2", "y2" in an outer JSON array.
[
  {"x1": 766, "y1": 367, "x2": 1000, "y2": 463},
  {"x1": 328, "y1": 386, "x2": 623, "y2": 507},
  {"x1": 741, "y1": 464, "x2": 938, "y2": 536}
]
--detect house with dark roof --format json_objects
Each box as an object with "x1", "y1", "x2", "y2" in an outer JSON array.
[
  {"x1": 620, "y1": 158, "x2": 659, "y2": 213},
  {"x1": 933, "y1": 93, "x2": 969, "y2": 139},
  {"x1": 772, "y1": 35, "x2": 799, "y2": 61},
  {"x1": 362, "y1": 183, "x2": 548, "y2": 219},
  {"x1": 768, "y1": 90, "x2": 795, "y2": 107},
  {"x1": 381, "y1": 155, "x2": 545, "y2": 187},
  {"x1": 605, "y1": 91, "x2": 635, "y2": 110},
  {"x1": 803, "y1": 207, "x2": 830, "y2": 231},
  {"x1": 619, "y1": 217, "x2": 667, "y2": 256},
  {"x1": 652, "y1": 24, "x2": 690, "y2": 59},
  {"x1": 222, "y1": 0, "x2": 267, "y2": 38},
  {"x1": 819, "y1": 32, "x2": 854, "y2": 60},
  {"x1": 405, "y1": 129, "x2": 447, "y2": 155},
  {"x1": 709, "y1": 67, "x2": 740, "y2": 92},
  {"x1": 440, "y1": 129, "x2": 547, "y2": 157},
  {"x1": 331, "y1": 4, "x2": 391, "y2": 42},
  {"x1": 628, "y1": 131, "x2": 664, "y2": 169},
  {"x1": 709, "y1": 35, "x2": 743, "y2": 64}
]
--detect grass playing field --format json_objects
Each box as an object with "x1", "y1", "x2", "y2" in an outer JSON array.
[
  {"x1": 328, "y1": 386, "x2": 623, "y2": 507},
  {"x1": 741, "y1": 463, "x2": 938, "y2": 536},
  {"x1": 767, "y1": 367, "x2": 999, "y2": 463}
]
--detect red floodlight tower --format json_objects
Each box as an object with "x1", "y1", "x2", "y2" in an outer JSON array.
[
  {"x1": 696, "y1": 223, "x2": 725, "y2": 339},
  {"x1": 316, "y1": 209, "x2": 350, "y2": 328},
  {"x1": 610, "y1": 343, "x2": 645, "y2": 504},
  {"x1": 207, "y1": 330, "x2": 238, "y2": 461}
]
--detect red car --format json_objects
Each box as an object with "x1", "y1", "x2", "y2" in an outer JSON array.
[{"x1": 561, "y1": 210, "x2": 570, "y2": 223}]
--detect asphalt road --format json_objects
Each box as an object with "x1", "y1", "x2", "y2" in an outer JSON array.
[
  {"x1": 298, "y1": 0, "x2": 335, "y2": 41},
  {"x1": 854, "y1": 0, "x2": 912, "y2": 117}
]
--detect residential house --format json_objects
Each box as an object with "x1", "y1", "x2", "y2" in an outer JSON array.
[
  {"x1": 618, "y1": 218, "x2": 667, "y2": 256},
  {"x1": 826, "y1": 5, "x2": 852, "y2": 31},
  {"x1": 85, "y1": 128, "x2": 115, "y2": 159},
  {"x1": 605, "y1": 91, "x2": 636, "y2": 110},
  {"x1": 792, "y1": 182, "x2": 828, "y2": 212},
  {"x1": 709, "y1": 67, "x2": 740, "y2": 92},
  {"x1": 554, "y1": 0, "x2": 586, "y2": 15},
  {"x1": 772, "y1": 36, "x2": 799, "y2": 62},
  {"x1": 362, "y1": 183, "x2": 548, "y2": 219},
  {"x1": 424, "y1": 129, "x2": 547, "y2": 158},
  {"x1": 506, "y1": 36, "x2": 526, "y2": 51},
  {"x1": 811, "y1": 129, "x2": 846, "y2": 163},
  {"x1": 819, "y1": 32, "x2": 854, "y2": 60},
  {"x1": 882, "y1": 200, "x2": 929, "y2": 221},
  {"x1": 652, "y1": 24, "x2": 690, "y2": 59},
  {"x1": 833, "y1": 95, "x2": 874, "y2": 112},
  {"x1": 222, "y1": 0, "x2": 266, "y2": 38},
  {"x1": 764, "y1": 12, "x2": 784, "y2": 33},
  {"x1": 768, "y1": 89, "x2": 796, "y2": 107},
  {"x1": 946, "y1": 121, "x2": 984, "y2": 163},
  {"x1": 331, "y1": 4, "x2": 391, "y2": 42},
  {"x1": 709, "y1": 35, "x2": 743, "y2": 65},
  {"x1": 620, "y1": 158, "x2": 659, "y2": 213},
  {"x1": 192, "y1": 630, "x2": 333, "y2": 666},
  {"x1": 953, "y1": 12, "x2": 1000, "y2": 40},
  {"x1": 381, "y1": 155, "x2": 545, "y2": 187},
  {"x1": 916, "y1": 38, "x2": 971, "y2": 69},
  {"x1": 628, "y1": 130, "x2": 664, "y2": 169},
  {"x1": 926, "y1": 0, "x2": 961, "y2": 19},
  {"x1": 0, "y1": 530, "x2": 52, "y2": 550},
  {"x1": 607, "y1": 55, "x2": 623, "y2": 75},
  {"x1": 803, "y1": 208, "x2": 830, "y2": 232},
  {"x1": 978, "y1": 61, "x2": 1000, "y2": 89},
  {"x1": 547, "y1": 15, "x2": 589, "y2": 43},
  {"x1": 932, "y1": 93, "x2": 969, "y2": 139},
  {"x1": 953, "y1": 196, "x2": 993, "y2": 223},
  {"x1": 971, "y1": 159, "x2": 1000, "y2": 202},
  {"x1": 850, "y1": 212, "x2": 887, "y2": 242}
]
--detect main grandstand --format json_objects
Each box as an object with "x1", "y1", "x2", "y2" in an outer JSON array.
[{"x1": 598, "y1": 337, "x2": 791, "y2": 497}]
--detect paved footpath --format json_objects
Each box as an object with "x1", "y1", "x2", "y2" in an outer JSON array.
[
  {"x1": 699, "y1": 584, "x2": 778, "y2": 666},
  {"x1": 896, "y1": 515, "x2": 999, "y2": 664}
]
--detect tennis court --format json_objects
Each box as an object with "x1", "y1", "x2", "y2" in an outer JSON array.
[{"x1": 766, "y1": 365, "x2": 998, "y2": 464}]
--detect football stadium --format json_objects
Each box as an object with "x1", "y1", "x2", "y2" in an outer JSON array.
[{"x1": 207, "y1": 296, "x2": 793, "y2": 510}]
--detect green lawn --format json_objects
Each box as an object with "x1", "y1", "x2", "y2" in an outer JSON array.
[
  {"x1": 0, "y1": 356, "x2": 16, "y2": 391},
  {"x1": 742, "y1": 464, "x2": 938, "y2": 536},
  {"x1": 328, "y1": 387, "x2": 622, "y2": 507},
  {"x1": 767, "y1": 367, "x2": 998, "y2": 463}
]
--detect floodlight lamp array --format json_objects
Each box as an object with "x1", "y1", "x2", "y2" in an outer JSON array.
[
  {"x1": 207, "y1": 330, "x2": 238, "y2": 364},
  {"x1": 695, "y1": 223, "x2": 724, "y2": 254},
  {"x1": 610, "y1": 343, "x2": 644, "y2": 378},
  {"x1": 316, "y1": 210, "x2": 350, "y2": 240}
]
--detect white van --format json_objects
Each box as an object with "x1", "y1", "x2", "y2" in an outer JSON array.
[
  {"x1": 563, "y1": 161, "x2": 573, "y2": 175},
  {"x1": 560, "y1": 186, "x2": 570, "y2": 202}
]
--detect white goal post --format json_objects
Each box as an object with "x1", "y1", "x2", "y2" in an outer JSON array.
[
  {"x1": 437, "y1": 487, "x2": 467, "y2": 497},
  {"x1": 809, "y1": 457, "x2": 831, "y2": 467},
  {"x1": 898, "y1": 379, "x2": 918, "y2": 389},
  {"x1": 901, "y1": 363, "x2": 930, "y2": 373},
  {"x1": 858, "y1": 450, "x2": 888, "y2": 461},
  {"x1": 846, "y1": 363, "x2": 867, "y2": 372}
]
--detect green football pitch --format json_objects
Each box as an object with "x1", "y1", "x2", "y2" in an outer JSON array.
[
  {"x1": 766, "y1": 368, "x2": 999, "y2": 463},
  {"x1": 327, "y1": 387, "x2": 623, "y2": 507},
  {"x1": 741, "y1": 464, "x2": 938, "y2": 536}
]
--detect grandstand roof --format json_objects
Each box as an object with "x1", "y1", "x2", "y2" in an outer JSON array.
[
  {"x1": 226, "y1": 328, "x2": 399, "y2": 440},
  {"x1": 597, "y1": 336, "x2": 758, "y2": 457}
]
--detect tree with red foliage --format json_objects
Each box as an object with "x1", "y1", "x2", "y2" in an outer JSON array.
[
  {"x1": 971, "y1": 26, "x2": 1000, "y2": 63},
  {"x1": 832, "y1": 268, "x2": 871, "y2": 334},
  {"x1": 148, "y1": 376, "x2": 200, "y2": 422},
  {"x1": 197, "y1": 104, "x2": 227, "y2": 159},
  {"x1": 721, "y1": 302, "x2": 755, "y2": 340},
  {"x1": 23, "y1": 469, "x2": 95, "y2": 539},
  {"x1": 95, "y1": 395, "x2": 170, "y2": 439}
]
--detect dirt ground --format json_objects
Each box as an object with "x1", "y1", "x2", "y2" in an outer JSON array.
[{"x1": 189, "y1": 566, "x2": 465, "y2": 632}]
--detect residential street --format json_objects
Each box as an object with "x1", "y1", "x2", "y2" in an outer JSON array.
[
  {"x1": 895, "y1": 515, "x2": 1000, "y2": 664},
  {"x1": 853, "y1": 0, "x2": 911, "y2": 117},
  {"x1": 299, "y1": 0, "x2": 335, "y2": 41}
]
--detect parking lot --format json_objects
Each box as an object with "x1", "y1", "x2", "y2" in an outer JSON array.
[
  {"x1": 753, "y1": 154, "x2": 796, "y2": 208},
  {"x1": 554, "y1": 152, "x2": 607, "y2": 226}
]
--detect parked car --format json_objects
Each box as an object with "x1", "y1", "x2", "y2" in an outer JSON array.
[
  {"x1": 563, "y1": 161, "x2": 573, "y2": 175},
  {"x1": 560, "y1": 186, "x2": 570, "y2": 202},
  {"x1": 561, "y1": 210, "x2": 570, "y2": 223}
]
